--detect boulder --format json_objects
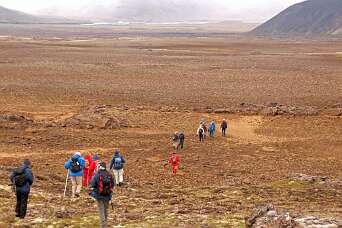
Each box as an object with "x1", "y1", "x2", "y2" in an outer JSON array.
[
  {"x1": 246, "y1": 204, "x2": 342, "y2": 228},
  {"x1": 61, "y1": 105, "x2": 128, "y2": 129}
]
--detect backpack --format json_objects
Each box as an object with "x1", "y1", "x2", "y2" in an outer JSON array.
[
  {"x1": 13, "y1": 167, "x2": 26, "y2": 187},
  {"x1": 198, "y1": 128, "x2": 204, "y2": 135},
  {"x1": 98, "y1": 171, "x2": 113, "y2": 196},
  {"x1": 172, "y1": 134, "x2": 179, "y2": 141},
  {"x1": 113, "y1": 157, "x2": 123, "y2": 169},
  {"x1": 179, "y1": 133, "x2": 184, "y2": 140},
  {"x1": 70, "y1": 157, "x2": 81, "y2": 173}
]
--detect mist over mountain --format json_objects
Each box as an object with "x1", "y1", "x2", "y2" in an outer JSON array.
[
  {"x1": 251, "y1": 0, "x2": 342, "y2": 36},
  {"x1": 0, "y1": 5, "x2": 85, "y2": 24},
  {"x1": 30, "y1": 0, "x2": 303, "y2": 23}
]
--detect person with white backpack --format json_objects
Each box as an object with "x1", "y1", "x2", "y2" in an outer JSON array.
[{"x1": 109, "y1": 149, "x2": 126, "y2": 186}]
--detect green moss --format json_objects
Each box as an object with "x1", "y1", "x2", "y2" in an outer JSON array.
[{"x1": 269, "y1": 179, "x2": 306, "y2": 190}]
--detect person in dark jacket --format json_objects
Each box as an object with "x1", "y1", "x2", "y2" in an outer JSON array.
[
  {"x1": 64, "y1": 152, "x2": 85, "y2": 198},
  {"x1": 10, "y1": 159, "x2": 34, "y2": 219},
  {"x1": 178, "y1": 132, "x2": 185, "y2": 149},
  {"x1": 90, "y1": 162, "x2": 114, "y2": 228},
  {"x1": 197, "y1": 125, "x2": 205, "y2": 142},
  {"x1": 109, "y1": 150, "x2": 126, "y2": 186},
  {"x1": 221, "y1": 119, "x2": 228, "y2": 137}
]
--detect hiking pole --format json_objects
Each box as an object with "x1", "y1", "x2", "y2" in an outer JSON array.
[
  {"x1": 63, "y1": 170, "x2": 70, "y2": 198},
  {"x1": 111, "y1": 199, "x2": 114, "y2": 210}
]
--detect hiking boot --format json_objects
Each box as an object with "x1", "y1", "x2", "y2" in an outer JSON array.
[
  {"x1": 75, "y1": 193, "x2": 80, "y2": 198},
  {"x1": 118, "y1": 182, "x2": 124, "y2": 187}
]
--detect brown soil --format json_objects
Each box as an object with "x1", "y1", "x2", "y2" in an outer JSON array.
[{"x1": 0, "y1": 31, "x2": 341, "y2": 227}]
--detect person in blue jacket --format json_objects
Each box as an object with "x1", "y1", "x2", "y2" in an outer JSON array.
[
  {"x1": 208, "y1": 120, "x2": 216, "y2": 137},
  {"x1": 10, "y1": 159, "x2": 34, "y2": 219},
  {"x1": 90, "y1": 162, "x2": 114, "y2": 228},
  {"x1": 64, "y1": 152, "x2": 85, "y2": 198},
  {"x1": 109, "y1": 149, "x2": 126, "y2": 186}
]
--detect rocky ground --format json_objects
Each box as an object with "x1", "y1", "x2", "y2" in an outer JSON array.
[{"x1": 0, "y1": 34, "x2": 341, "y2": 227}]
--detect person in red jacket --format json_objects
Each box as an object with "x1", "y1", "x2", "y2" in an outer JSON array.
[
  {"x1": 88, "y1": 155, "x2": 101, "y2": 184},
  {"x1": 83, "y1": 155, "x2": 93, "y2": 187},
  {"x1": 168, "y1": 152, "x2": 180, "y2": 174}
]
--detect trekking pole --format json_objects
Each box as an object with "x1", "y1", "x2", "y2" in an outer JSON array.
[{"x1": 63, "y1": 170, "x2": 70, "y2": 198}]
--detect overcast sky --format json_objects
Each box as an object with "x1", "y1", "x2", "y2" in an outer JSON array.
[{"x1": 0, "y1": 0, "x2": 305, "y2": 22}]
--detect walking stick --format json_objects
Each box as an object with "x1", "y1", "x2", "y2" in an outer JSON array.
[{"x1": 63, "y1": 170, "x2": 70, "y2": 198}]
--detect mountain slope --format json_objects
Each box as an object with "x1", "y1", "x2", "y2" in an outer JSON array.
[
  {"x1": 251, "y1": 0, "x2": 342, "y2": 36},
  {"x1": 0, "y1": 5, "x2": 85, "y2": 24}
]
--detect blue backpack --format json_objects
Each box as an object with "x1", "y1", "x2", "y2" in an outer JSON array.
[{"x1": 113, "y1": 157, "x2": 123, "y2": 169}]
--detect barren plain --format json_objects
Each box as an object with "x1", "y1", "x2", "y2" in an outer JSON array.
[{"x1": 0, "y1": 25, "x2": 341, "y2": 227}]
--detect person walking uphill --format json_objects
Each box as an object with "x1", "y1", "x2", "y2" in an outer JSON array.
[
  {"x1": 168, "y1": 152, "x2": 180, "y2": 174},
  {"x1": 209, "y1": 120, "x2": 216, "y2": 137},
  {"x1": 178, "y1": 131, "x2": 185, "y2": 149},
  {"x1": 197, "y1": 125, "x2": 205, "y2": 142},
  {"x1": 10, "y1": 159, "x2": 34, "y2": 219},
  {"x1": 90, "y1": 162, "x2": 114, "y2": 228},
  {"x1": 110, "y1": 150, "x2": 125, "y2": 186},
  {"x1": 83, "y1": 155, "x2": 93, "y2": 187},
  {"x1": 221, "y1": 119, "x2": 228, "y2": 137},
  {"x1": 64, "y1": 152, "x2": 85, "y2": 198},
  {"x1": 88, "y1": 155, "x2": 101, "y2": 184}
]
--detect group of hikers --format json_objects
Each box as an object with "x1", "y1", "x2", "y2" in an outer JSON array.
[
  {"x1": 9, "y1": 117, "x2": 229, "y2": 227},
  {"x1": 168, "y1": 118, "x2": 229, "y2": 174},
  {"x1": 196, "y1": 118, "x2": 228, "y2": 142}
]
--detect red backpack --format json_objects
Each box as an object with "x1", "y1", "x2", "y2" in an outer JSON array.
[{"x1": 98, "y1": 171, "x2": 113, "y2": 196}]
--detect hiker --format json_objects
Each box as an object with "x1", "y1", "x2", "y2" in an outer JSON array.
[
  {"x1": 90, "y1": 162, "x2": 114, "y2": 228},
  {"x1": 110, "y1": 150, "x2": 126, "y2": 186},
  {"x1": 171, "y1": 132, "x2": 180, "y2": 150},
  {"x1": 83, "y1": 155, "x2": 93, "y2": 187},
  {"x1": 197, "y1": 124, "x2": 205, "y2": 142},
  {"x1": 178, "y1": 131, "x2": 185, "y2": 149},
  {"x1": 202, "y1": 123, "x2": 208, "y2": 139},
  {"x1": 208, "y1": 120, "x2": 216, "y2": 137},
  {"x1": 221, "y1": 119, "x2": 228, "y2": 137},
  {"x1": 168, "y1": 152, "x2": 180, "y2": 174},
  {"x1": 88, "y1": 155, "x2": 101, "y2": 184},
  {"x1": 10, "y1": 159, "x2": 34, "y2": 219},
  {"x1": 64, "y1": 152, "x2": 85, "y2": 198}
]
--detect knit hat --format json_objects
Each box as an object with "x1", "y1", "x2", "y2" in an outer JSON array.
[
  {"x1": 92, "y1": 155, "x2": 100, "y2": 161},
  {"x1": 23, "y1": 159, "x2": 31, "y2": 167}
]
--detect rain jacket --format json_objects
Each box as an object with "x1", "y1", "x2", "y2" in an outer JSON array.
[
  {"x1": 64, "y1": 154, "x2": 85, "y2": 177},
  {"x1": 110, "y1": 151, "x2": 126, "y2": 170},
  {"x1": 90, "y1": 170, "x2": 114, "y2": 201},
  {"x1": 10, "y1": 164, "x2": 34, "y2": 194},
  {"x1": 209, "y1": 122, "x2": 216, "y2": 133}
]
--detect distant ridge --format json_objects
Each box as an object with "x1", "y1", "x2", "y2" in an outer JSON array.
[
  {"x1": 250, "y1": 0, "x2": 342, "y2": 36},
  {"x1": 0, "y1": 5, "x2": 86, "y2": 24}
]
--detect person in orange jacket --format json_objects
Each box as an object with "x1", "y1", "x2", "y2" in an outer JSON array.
[
  {"x1": 168, "y1": 152, "x2": 180, "y2": 174},
  {"x1": 83, "y1": 155, "x2": 93, "y2": 187}
]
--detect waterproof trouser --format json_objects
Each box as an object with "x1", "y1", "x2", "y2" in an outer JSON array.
[
  {"x1": 172, "y1": 165, "x2": 178, "y2": 174},
  {"x1": 70, "y1": 176, "x2": 82, "y2": 197},
  {"x1": 113, "y1": 169, "x2": 124, "y2": 185},
  {"x1": 178, "y1": 139, "x2": 184, "y2": 149},
  {"x1": 199, "y1": 134, "x2": 204, "y2": 142},
  {"x1": 222, "y1": 128, "x2": 226, "y2": 136},
  {"x1": 97, "y1": 200, "x2": 109, "y2": 228},
  {"x1": 16, "y1": 191, "x2": 29, "y2": 218}
]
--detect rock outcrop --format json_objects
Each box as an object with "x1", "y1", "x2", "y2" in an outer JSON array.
[
  {"x1": 246, "y1": 204, "x2": 342, "y2": 228},
  {"x1": 61, "y1": 105, "x2": 129, "y2": 129}
]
